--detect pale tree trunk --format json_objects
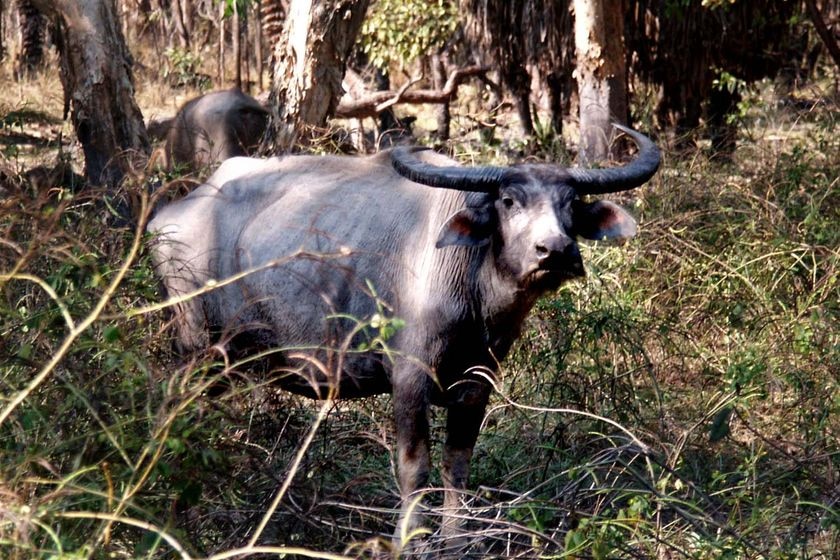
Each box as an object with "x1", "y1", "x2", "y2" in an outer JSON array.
[
  {"x1": 218, "y1": 1, "x2": 226, "y2": 87},
  {"x1": 0, "y1": 0, "x2": 5, "y2": 62},
  {"x1": 233, "y1": 0, "x2": 242, "y2": 90},
  {"x1": 265, "y1": 0, "x2": 370, "y2": 152},
  {"x1": 573, "y1": 0, "x2": 627, "y2": 163},
  {"x1": 172, "y1": 0, "x2": 190, "y2": 48},
  {"x1": 243, "y1": 9, "x2": 251, "y2": 93},
  {"x1": 255, "y1": 1, "x2": 264, "y2": 89},
  {"x1": 31, "y1": 0, "x2": 149, "y2": 187}
]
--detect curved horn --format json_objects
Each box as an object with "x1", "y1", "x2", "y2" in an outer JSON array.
[
  {"x1": 391, "y1": 146, "x2": 515, "y2": 192},
  {"x1": 568, "y1": 124, "x2": 661, "y2": 194}
]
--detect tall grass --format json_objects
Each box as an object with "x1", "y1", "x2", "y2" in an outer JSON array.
[{"x1": 1, "y1": 93, "x2": 837, "y2": 558}]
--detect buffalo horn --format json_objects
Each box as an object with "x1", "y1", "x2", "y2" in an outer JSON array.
[
  {"x1": 567, "y1": 124, "x2": 661, "y2": 195},
  {"x1": 391, "y1": 146, "x2": 514, "y2": 192}
]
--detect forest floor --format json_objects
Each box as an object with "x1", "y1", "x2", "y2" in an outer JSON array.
[{"x1": 1, "y1": 54, "x2": 838, "y2": 559}]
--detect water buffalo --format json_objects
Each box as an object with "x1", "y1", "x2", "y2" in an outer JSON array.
[
  {"x1": 163, "y1": 88, "x2": 268, "y2": 170},
  {"x1": 148, "y1": 124, "x2": 660, "y2": 544}
]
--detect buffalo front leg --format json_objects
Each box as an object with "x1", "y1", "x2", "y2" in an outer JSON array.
[
  {"x1": 392, "y1": 376, "x2": 432, "y2": 546},
  {"x1": 441, "y1": 392, "x2": 489, "y2": 544}
]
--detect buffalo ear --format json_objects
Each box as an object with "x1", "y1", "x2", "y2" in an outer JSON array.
[
  {"x1": 573, "y1": 200, "x2": 637, "y2": 241},
  {"x1": 436, "y1": 207, "x2": 494, "y2": 248}
]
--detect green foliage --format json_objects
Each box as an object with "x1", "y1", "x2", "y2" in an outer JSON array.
[
  {"x1": 359, "y1": 0, "x2": 457, "y2": 69},
  {"x1": 713, "y1": 69, "x2": 747, "y2": 95},
  {"x1": 162, "y1": 47, "x2": 210, "y2": 90},
  {"x1": 218, "y1": 0, "x2": 252, "y2": 19}
]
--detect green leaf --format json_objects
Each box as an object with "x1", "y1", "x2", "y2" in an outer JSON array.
[
  {"x1": 709, "y1": 405, "x2": 733, "y2": 442},
  {"x1": 178, "y1": 480, "x2": 203, "y2": 506},
  {"x1": 17, "y1": 343, "x2": 33, "y2": 360},
  {"x1": 103, "y1": 325, "x2": 120, "y2": 342}
]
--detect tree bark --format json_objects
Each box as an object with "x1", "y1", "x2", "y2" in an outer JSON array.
[
  {"x1": 0, "y1": 0, "x2": 6, "y2": 62},
  {"x1": 0, "y1": 0, "x2": 5, "y2": 62},
  {"x1": 255, "y1": 0, "x2": 264, "y2": 90},
  {"x1": 804, "y1": 0, "x2": 840, "y2": 71},
  {"x1": 233, "y1": 0, "x2": 242, "y2": 90},
  {"x1": 172, "y1": 0, "x2": 190, "y2": 47},
  {"x1": 30, "y1": 0, "x2": 149, "y2": 187},
  {"x1": 545, "y1": 71, "x2": 565, "y2": 136},
  {"x1": 431, "y1": 52, "x2": 451, "y2": 141},
  {"x1": 707, "y1": 87, "x2": 740, "y2": 156},
  {"x1": 243, "y1": 6, "x2": 251, "y2": 92},
  {"x1": 573, "y1": 0, "x2": 627, "y2": 163},
  {"x1": 260, "y1": 0, "x2": 288, "y2": 55},
  {"x1": 15, "y1": 0, "x2": 48, "y2": 77},
  {"x1": 265, "y1": 0, "x2": 370, "y2": 152},
  {"x1": 218, "y1": 1, "x2": 226, "y2": 88}
]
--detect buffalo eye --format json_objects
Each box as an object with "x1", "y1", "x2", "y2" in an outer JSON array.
[{"x1": 501, "y1": 196, "x2": 515, "y2": 209}]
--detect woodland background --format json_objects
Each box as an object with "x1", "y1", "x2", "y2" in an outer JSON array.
[{"x1": 0, "y1": 0, "x2": 838, "y2": 558}]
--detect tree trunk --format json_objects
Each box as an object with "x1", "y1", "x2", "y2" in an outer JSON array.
[
  {"x1": 120, "y1": 0, "x2": 154, "y2": 44},
  {"x1": 0, "y1": 0, "x2": 5, "y2": 62},
  {"x1": 499, "y1": 51, "x2": 534, "y2": 137},
  {"x1": 31, "y1": 0, "x2": 149, "y2": 187},
  {"x1": 172, "y1": 0, "x2": 190, "y2": 47},
  {"x1": 804, "y1": 0, "x2": 840, "y2": 71},
  {"x1": 218, "y1": 1, "x2": 225, "y2": 87},
  {"x1": 707, "y1": 87, "x2": 740, "y2": 157},
  {"x1": 573, "y1": 0, "x2": 627, "y2": 163},
  {"x1": 16, "y1": 0, "x2": 48, "y2": 77},
  {"x1": 431, "y1": 52, "x2": 451, "y2": 141},
  {"x1": 233, "y1": 0, "x2": 242, "y2": 90},
  {"x1": 260, "y1": 0, "x2": 288, "y2": 57},
  {"x1": 545, "y1": 71, "x2": 565, "y2": 136},
  {"x1": 255, "y1": 0, "x2": 264, "y2": 89},
  {"x1": 265, "y1": 0, "x2": 370, "y2": 152},
  {"x1": 373, "y1": 67, "x2": 398, "y2": 133},
  {"x1": 243, "y1": 7, "x2": 251, "y2": 93},
  {"x1": 152, "y1": 0, "x2": 172, "y2": 49}
]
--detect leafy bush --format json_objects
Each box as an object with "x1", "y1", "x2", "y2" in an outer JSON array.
[{"x1": 359, "y1": 0, "x2": 458, "y2": 69}]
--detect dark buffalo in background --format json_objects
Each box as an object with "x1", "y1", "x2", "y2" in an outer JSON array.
[{"x1": 151, "y1": 88, "x2": 269, "y2": 171}]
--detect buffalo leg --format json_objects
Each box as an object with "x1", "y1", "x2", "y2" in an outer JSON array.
[
  {"x1": 441, "y1": 398, "x2": 488, "y2": 543},
  {"x1": 393, "y1": 375, "x2": 432, "y2": 544}
]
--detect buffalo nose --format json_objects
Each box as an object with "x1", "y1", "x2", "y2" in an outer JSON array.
[{"x1": 536, "y1": 238, "x2": 582, "y2": 270}]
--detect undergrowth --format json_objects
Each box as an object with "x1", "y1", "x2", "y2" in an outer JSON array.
[{"x1": 1, "y1": 95, "x2": 838, "y2": 559}]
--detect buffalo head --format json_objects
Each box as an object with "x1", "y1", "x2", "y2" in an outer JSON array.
[{"x1": 391, "y1": 124, "x2": 660, "y2": 292}]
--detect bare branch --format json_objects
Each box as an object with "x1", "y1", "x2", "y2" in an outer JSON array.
[
  {"x1": 335, "y1": 65, "x2": 490, "y2": 119},
  {"x1": 374, "y1": 74, "x2": 423, "y2": 114}
]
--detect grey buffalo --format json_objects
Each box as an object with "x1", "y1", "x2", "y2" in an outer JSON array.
[
  {"x1": 148, "y1": 125, "x2": 660, "y2": 543},
  {"x1": 162, "y1": 88, "x2": 268, "y2": 170}
]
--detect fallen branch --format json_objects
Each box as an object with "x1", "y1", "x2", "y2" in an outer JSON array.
[
  {"x1": 335, "y1": 65, "x2": 491, "y2": 120},
  {"x1": 375, "y1": 74, "x2": 423, "y2": 114}
]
